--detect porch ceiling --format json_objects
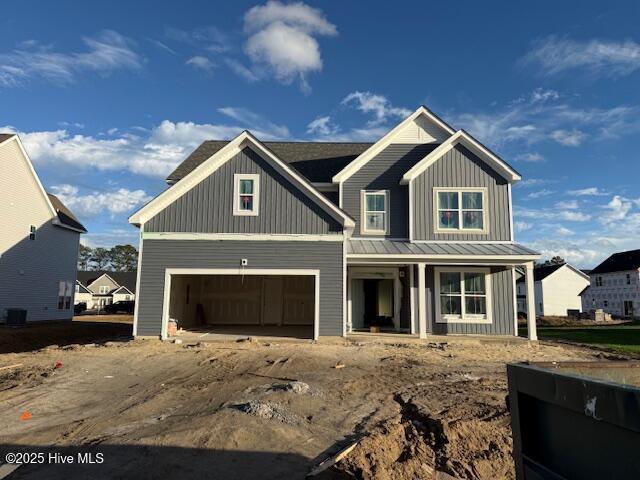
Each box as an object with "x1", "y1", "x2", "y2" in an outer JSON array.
[{"x1": 347, "y1": 239, "x2": 539, "y2": 262}]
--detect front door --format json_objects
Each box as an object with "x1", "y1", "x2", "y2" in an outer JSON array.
[
  {"x1": 624, "y1": 300, "x2": 634, "y2": 317},
  {"x1": 262, "y1": 277, "x2": 283, "y2": 325}
]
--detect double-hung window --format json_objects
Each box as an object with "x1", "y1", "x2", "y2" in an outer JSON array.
[
  {"x1": 435, "y1": 189, "x2": 486, "y2": 233},
  {"x1": 595, "y1": 276, "x2": 603, "y2": 287},
  {"x1": 361, "y1": 190, "x2": 388, "y2": 235},
  {"x1": 435, "y1": 268, "x2": 492, "y2": 323},
  {"x1": 233, "y1": 174, "x2": 260, "y2": 216}
]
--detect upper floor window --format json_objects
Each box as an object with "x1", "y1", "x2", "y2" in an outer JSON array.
[
  {"x1": 99, "y1": 286, "x2": 110, "y2": 294},
  {"x1": 233, "y1": 174, "x2": 260, "y2": 216},
  {"x1": 626, "y1": 273, "x2": 631, "y2": 285},
  {"x1": 361, "y1": 190, "x2": 388, "y2": 235},
  {"x1": 595, "y1": 276, "x2": 603, "y2": 287},
  {"x1": 434, "y1": 188, "x2": 486, "y2": 233},
  {"x1": 29, "y1": 225, "x2": 36, "y2": 240}
]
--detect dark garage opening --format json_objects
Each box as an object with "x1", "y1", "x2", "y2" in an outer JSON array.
[{"x1": 168, "y1": 274, "x2": 315, "y2": 339}]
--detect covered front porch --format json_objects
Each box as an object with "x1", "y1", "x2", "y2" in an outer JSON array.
[{"x1": 346, "y1": 239, "x2": 540, "y2": 340}]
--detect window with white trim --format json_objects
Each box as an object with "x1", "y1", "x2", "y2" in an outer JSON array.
[
  {"x1": 435, "y1": 189, "x2": 486, "y2": 232},
  {"x1": 99, "y1": 285, "x2": 110, "y2": 294},
  {"x1": 29, "y1": 225, "x2": 36, "y2": 240},
  {"x1": 435, "y1": 268, "x2": 492, "y2": 323},
  {"x1": 595, "y1": 276, "x2": 603, "y2": 287},
  {"x1": 233, "y1": 174, "x2": 260, "y2": 216},
  {"x1": 361, "y1": 190, "x2": 388, "y2": 235}
]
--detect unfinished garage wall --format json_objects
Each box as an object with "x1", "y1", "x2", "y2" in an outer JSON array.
[{"x1": 136, "y1": 240, "x2": 343, "y2": 337}]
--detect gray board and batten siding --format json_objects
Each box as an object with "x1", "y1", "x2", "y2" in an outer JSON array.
[
  {"x1": 342, "y1": 143, "x2": 439, "y2": 239},
  {"x1": 412, "y1": 144, "x2": 512, "y2": 241},
  {"x1": 425, "y1": 266, "x2": 515, "y2": 335},
  {"x1": 135, "y1": 240, "x2": 344, "y2": 337},
  {"x1": 146, "y1": 146, "x2": 343, "y2": 235}
]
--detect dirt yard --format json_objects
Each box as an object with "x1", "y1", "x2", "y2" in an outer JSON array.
[{"x1": 0, "y1": 320, "x2": 622, "y2": 479}]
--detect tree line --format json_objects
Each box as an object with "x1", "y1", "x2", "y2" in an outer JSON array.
[{"x1": 78, "y1": 244, "x2": 138, "y2": 272}]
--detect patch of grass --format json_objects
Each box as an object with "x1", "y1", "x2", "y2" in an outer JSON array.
[{"x1": 519, "y1": 322, "x2": 640, "y2": 354}]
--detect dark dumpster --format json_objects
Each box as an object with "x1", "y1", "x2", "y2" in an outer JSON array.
[{"x1": 507, "y1": 361, "x2": 640, "y2": 479}]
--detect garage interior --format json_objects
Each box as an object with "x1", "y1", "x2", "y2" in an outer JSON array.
[{"x1": 168, "y1": 274, "x2": 315, "y2": 339}]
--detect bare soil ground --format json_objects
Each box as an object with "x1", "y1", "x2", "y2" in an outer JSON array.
[{"x1": 0, "y1": 321, "x2": 615, "y2": 479}]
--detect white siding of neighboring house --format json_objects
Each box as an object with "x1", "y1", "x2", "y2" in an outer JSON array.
[
  {"x1": 0, "y1": 137, "x2": 80, "y2": 321},
  {"x1": 113, "y1": 291, "x2": 134, "y2": 303},
  {"x1": 517, "y1": 281, "x2": 543, "y2": 316},
  {"x1": 540, "y1": 265, "x2": 590, "y2": 316},
  {"x1": 581, "y1": 269, "x2": 640, "y2": 317}
]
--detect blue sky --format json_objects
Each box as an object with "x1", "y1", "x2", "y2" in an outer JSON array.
[{"x1": 1, "y1": 1, "x2": 639, "y2": 267}]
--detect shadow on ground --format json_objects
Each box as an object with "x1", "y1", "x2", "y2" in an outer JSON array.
[
  {"x1": 0, "y1": 317, "x2": 132, "y2": 355},
  {"x1": 0, "y1": 444, "x2": 349, "y2": 480}
]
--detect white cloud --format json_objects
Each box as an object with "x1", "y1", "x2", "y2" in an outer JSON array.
[
  {"x1": 555, "y1": 199, "x2": 579, "y2": 210},
  {"x1": 522, "y1": 36, "x2": 640, "y2": 77},
  {"x1": 2, "y1": 109, "x2": 289, "y2": 177},
  {"x1": 50, "y1": 184, "x2": 151, "y2": 218},
  {"x1": 342, "y1": 91, "x2": 411, "y2": 126},
  {"x1": 453, "y1": 88, "x2": 640, "y2": 150},
  {"x1": 527, "y1": 189, "x2": 555, "y2": 199},
  {"x1": 550, "y1": 129, "x2": 585, "y2": 146},
  {"x1": 242, "y1": 1, "x2": 337, "y2": 92},
  {"x1": 186, "y1": 55, "x2": 215, "y2": 71},
  {"x1": 306, "y1": 116, "x2": 338, "y2": 136},
  {"x1": 600, "y1": 195, "x2": 632, "y2": 224},
  {"x1": 515, "y1": 221, "x2": 532, "y2": 232},
  {"x1": 81, "y1": 229, "x2": 139, "y2": 249},
  {"x1": 0, "y1": 30, "x2": 142, "y2": 87},
  {"x1": 515, "y1": 152, "x2": 545, "y2": 162},
  {"x1": 517, "y1": 206, "x2": 591, "y2": 222},
  {"x1": 556, "y1": 226, "x2": 574, "y2": 237},
  {"x1": 568, "y1": 187, "x2": 609, "y2": 196},
  {"x1": 165, "y1": 26, "x2": 229, "y2": 54},
  {"x1": 516, "y1": 178, "x2": 554, "y2": 188},
  {"x1": 558, "y1": 210, "x2": 591, "y2": 221},
  {"x1": 224, "y1": 59, "x2": 259, "y2": 82}
]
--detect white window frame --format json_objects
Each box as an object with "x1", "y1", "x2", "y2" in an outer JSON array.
[
  {"x1": 360, "y1": 190, "x2": 389, "y2": 235},
  {"x1": 233, "y1": 173, "x2": 260, "y2": 216},
  {"x1": 433, "y1": 187, "x2": 488, "y2": 234},
  {"x1": 434, "y1": 267, "x2": 492, "y2": 324},
  {"x1": 99, "y1": 285, "x2": 110, "y2": 294},
  {"x1": 595, "y1": 276, "x2": 603, "y2": 287}
]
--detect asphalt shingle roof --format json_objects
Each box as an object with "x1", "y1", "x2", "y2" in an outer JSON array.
[
  {"x1": 0, "y1": 133, "x2": 15, "y2": 143},
  {"x1": 77, "y1": 271, "x2": 137, "y2": 292},
  {"x1": 166, "y1": 141, "x2": 374, "y2": 183},
  {"x1": 515, "y1": 263, "x2": 564, "y2": 283},
  {"x1": 591, "y1": 249, "x2": 640, "y2": 274},
  {"x1": 47, "y1": 193, "x2": 87, "y2": 232}
]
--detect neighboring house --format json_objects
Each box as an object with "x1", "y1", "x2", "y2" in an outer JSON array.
[
  {"x1": 581, "y1": 249, "x2": 640, "y2": 317},
  {"x1": 516, "y1": 263, "x2": 590, "y2": 316},
  {"x1": 129, "y1": 106, "x2": 541, "y2": 341},
  {"x1": 0, "y1": 133, "x2": 86, "y2": 322},
  {"x1": 76, "y1": 271, "x2": 137, "y2": 309}
]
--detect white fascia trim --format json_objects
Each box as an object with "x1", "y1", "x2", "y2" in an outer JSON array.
[
  {"x1": 86, "y1": 273, "x2": 119, "y2": 291},
  {"x1": 112, "y1": 285, "x2": 135, "y2": 295},
  {"x1": 508, "y1": 183, "x2": 514, "y2": 241},
  {"x1": 331, "y1": 106, "x2": 455, "y2": 184},
  {"x1": 7, "y1": 135, "x2": 59, "y2": 220},
  {"x1": 401, "y1": 130, "x2": 521, "y2": 184},
  {"x1": 347, "y1": 254, "x2": 540, "y2": 261},
  {"x1": 548, "y1": 263, "x2": 591, "y2": 282},
  {"x1": 132, "y1": 225, "x2": 144, "y2": 337},
  {"x1": 160, "y1": 268, "x2": 321, "y2": 341},
  {"x1": 129, "y1": 130, "x2": 354, "y2": 229},
  {"x1": 142, "y1": 232, "x2": 344, "y2": 242}
]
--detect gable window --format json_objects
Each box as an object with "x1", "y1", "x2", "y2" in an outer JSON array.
[
  {"x1": 595, "y1": 276, "x2": 603, "y2": 287},
  {"x1": 233, "y1": 174, "x2": 260, "y2": 216},
  {"x1": 627, "y1": 273, "x2": 631, "y2": 285},
  {"x1": 361, "y1": 190, "x2": 388, "y2": 235},
  {"x1": 435, "y1": 267, "x2": 492, "y2": 324},
  {"x1": 99, "y1": 286, "x2": 110, "y2": 294},
  {"x1": 434, "y1": 188, "x2": 486, "y2": 233},
  {"x1": 29, "y1": 225, "x2": 36, "y2": 240}
]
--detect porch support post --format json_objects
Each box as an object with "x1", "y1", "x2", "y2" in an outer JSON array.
[
  {"x1": 417, "y1": 263, "x2": 427, "y2": 339},
  {"x1": 525, "y1": 261, "x2": 537, "y2": 341}
]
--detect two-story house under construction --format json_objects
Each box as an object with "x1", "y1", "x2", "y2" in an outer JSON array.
[{"x1": 129, "y1": 106, "x2": 540, "y2": 341}]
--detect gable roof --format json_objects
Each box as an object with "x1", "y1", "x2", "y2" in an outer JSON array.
[
  {"x1": 401, "y1": 130, "x2": 521, "y2": 184},
  {"x1": 112, "y1": 285, "x2": 135, "y2": 295},
  {"x1": 516, "y1": 263, "x2": 589, "y2": 283},
  {"x1": 1, "y1": 134, "x2": 86, "y2": 233},
  {"x1": 167, "y1": 141, "x2": 372, "y2": 184},
  {"x1": 47, "y1": 193, "x2": 87, "y2": 232},
  {"x1": 332, "y1": 106, "x2": 455, "y2": 183},
  {"x1": 129, "y1": 131, "x2": 355, "y2": 229},
  {"x1": 591, "y1": 249, "x2": 640, "y2": 274},
  {"x1": 75, "y1": 280, "x2": 91, "y2": 294},
  {"x1": 77, "y1": 271, "x2": 137, "y2": 292}
]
